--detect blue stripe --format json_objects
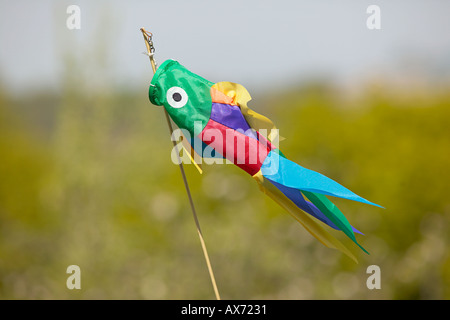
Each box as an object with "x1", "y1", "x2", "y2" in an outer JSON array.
[
  {"x1": 269, "y1": 180, "x2": 362, "y2": 234},
  {"x1": 261, "y1": 150, "x2": 382, "y2": 208}
]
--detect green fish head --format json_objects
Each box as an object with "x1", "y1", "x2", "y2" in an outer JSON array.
[{"x1": 149, "y1": 59, "x2": 214, "y2": 135}]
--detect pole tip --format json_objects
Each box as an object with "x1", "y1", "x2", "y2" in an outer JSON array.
[{"x1": 140, "y1": 27, "x2": 152, "y2": 38}]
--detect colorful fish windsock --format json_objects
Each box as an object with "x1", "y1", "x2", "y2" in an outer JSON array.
[{"x1": 149, "y1": 59, "x2": 382, "y2": 262}]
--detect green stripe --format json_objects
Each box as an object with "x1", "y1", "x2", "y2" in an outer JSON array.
[{"x1": 302, "y1": 190, "x2": 369, "y2": 254}]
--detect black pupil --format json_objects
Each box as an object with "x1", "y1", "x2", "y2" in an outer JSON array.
[{"x1": 172, "y1": 92, "x2": 182, "y2": 102}]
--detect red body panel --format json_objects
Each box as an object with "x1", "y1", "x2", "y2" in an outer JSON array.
[{"x1": 199, "y1": 119, "x2": 272, "y2": 176}]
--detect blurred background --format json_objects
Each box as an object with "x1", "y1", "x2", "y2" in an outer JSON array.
[{"x1": 0, "y1": 0, "x2": 449, "y2": 299}]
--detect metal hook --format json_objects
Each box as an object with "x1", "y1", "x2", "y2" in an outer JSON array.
[{"x1": 140, "y1": 27, "x2": 157, "y2": 72}]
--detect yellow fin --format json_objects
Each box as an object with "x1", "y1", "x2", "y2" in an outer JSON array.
[
  {"x1": 252, "y1": 171, "x2": 358, "y2": 263},
  {"x1": 179, "y1": 128, "x2": 203, "y2": 174},
  {"x1": 212, "y1": 82, "x2": 283, "y2": 142}
]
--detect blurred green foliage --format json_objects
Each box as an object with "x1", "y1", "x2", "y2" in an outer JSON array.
[{"x1": 0, "y1": 60, "x2": 449, "y2": 299}]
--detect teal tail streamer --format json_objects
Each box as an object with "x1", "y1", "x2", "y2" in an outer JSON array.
[{"x1": 261, "y1": 150, "x2": 382, "y2": 253}]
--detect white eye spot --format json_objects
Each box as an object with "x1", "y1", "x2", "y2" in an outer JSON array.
[{"x1": 166, "y1": 87, "x2": 188, "y2": 108}]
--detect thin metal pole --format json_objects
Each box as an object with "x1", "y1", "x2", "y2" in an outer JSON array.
[{"x1": 140, "y1": 28, "x2": 221, "y2": 300}]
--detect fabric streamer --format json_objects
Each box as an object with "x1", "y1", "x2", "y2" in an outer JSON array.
[{"x1": 149, "y1": 59, "x2": 382, "y2": 261}]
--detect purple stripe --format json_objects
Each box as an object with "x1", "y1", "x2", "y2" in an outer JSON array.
[
  {"x1": 210, "y1": 103, "x2": 258, "y2": 140},
  {"x1": 270, "y1": 180, "x2": 363, "y2": 234}
]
